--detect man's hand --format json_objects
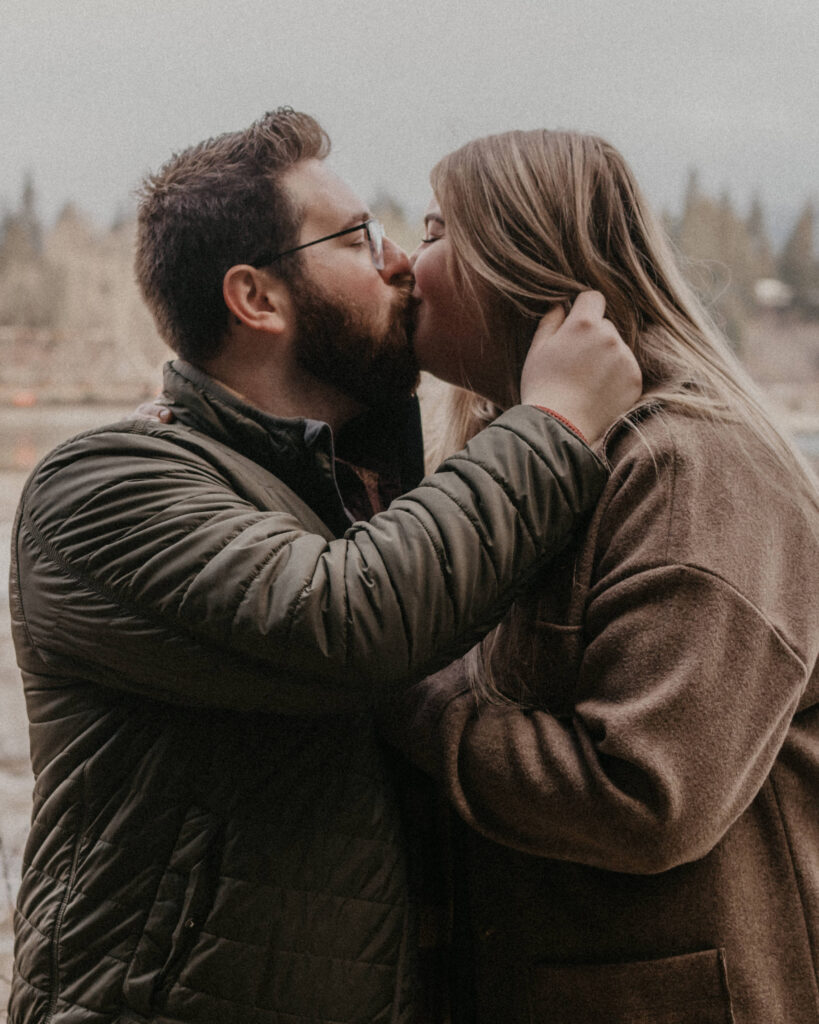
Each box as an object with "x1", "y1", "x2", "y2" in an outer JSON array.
[{"x1": 520, "y1": 292, "x2": 642, "y2": 446}]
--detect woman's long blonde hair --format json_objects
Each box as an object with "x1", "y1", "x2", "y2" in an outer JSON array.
[{"x1": 428, "y1": 129, "x2": 818, "y2": 703}]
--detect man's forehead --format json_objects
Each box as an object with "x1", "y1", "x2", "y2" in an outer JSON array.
[{"x1": 284, "y1": 159, "x2": 369, "y2": 234}]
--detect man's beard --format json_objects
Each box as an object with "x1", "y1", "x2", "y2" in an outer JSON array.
[{"x1": 290, "y1": 274, "x2": 419, "y2": 409}]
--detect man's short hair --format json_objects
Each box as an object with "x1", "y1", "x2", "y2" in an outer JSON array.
[{"x1": 135, "y1": 108, "x2": 329, "y2": 364}]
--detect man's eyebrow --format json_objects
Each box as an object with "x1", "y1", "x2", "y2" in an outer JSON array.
[{"x1": 340, "y1": 211, "x2": 372, "y2": 229}]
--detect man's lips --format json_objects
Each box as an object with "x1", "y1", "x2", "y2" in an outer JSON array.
[{"x1": 404, "y1": 295, "x2": 421, "y2": 341}]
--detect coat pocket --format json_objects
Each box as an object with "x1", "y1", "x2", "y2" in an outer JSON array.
[
  {"x1": 528, "y1": 948, "x2": 734, "y2": 1024},
  {"x1": 121, "y1": 804, "x2": 224, "y2": 1016}
]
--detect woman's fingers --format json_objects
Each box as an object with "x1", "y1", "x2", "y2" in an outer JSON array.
[{"x1": 521, "y1": 291, "x2": 642, "y2": 445}]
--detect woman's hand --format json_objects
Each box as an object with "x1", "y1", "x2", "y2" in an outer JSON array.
[
  {"x1": 134, "y1": 399, "x2": 175, "y2": 424},
  {"x1": 520, "y1": 292, "x2": 642, "y2": 445}
]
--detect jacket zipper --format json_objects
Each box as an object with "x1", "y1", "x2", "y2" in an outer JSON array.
[{"x1": 42, "y1": 798, "x2": 87, "y2": 1024}]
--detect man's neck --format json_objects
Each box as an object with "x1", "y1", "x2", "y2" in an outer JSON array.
[{"x1": 200, "y1": 353, "x2": 364, "y2": 435}]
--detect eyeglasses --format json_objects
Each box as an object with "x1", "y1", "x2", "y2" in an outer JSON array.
[{"x1": 252, "y1": 218, "x2": 385, "y2": 270}]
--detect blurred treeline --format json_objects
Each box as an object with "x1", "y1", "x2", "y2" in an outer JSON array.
[
  {"x1": 0, "y1": 177, "x2": 161, "y2": 337},
  {"x1": 0, "y1": 175, "x2": 164, "y2": 399},
  {"x1": 661, "y1": 171, "x2": 819, "y2": 349},
  {"x1": 1, "y1": 172, "x2": 817, "y2": 359}
]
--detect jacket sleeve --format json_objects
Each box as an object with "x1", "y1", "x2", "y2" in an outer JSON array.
[
  {"x1": 382, "y1": 432, "x2": 816, "y2": 874},
  {"x1": 13, "y1": 406, "x2": 606, "y2": 713}
]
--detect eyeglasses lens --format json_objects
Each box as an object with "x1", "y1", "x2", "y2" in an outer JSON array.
[{"x1": 367, "y1": 220, "x2": 385, "y2": 270}]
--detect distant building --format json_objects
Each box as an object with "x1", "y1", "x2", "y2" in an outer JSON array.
[{"x1": 754, "y1": 278, "x2": 794, "y2": 309}]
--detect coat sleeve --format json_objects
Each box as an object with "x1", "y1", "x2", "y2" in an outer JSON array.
[
  {"x1": 382, "y1": 430, "x2": 816, "y2": 874},
  {"x1": 13, "y1": 406, "x2": 606, "y2": 713}
]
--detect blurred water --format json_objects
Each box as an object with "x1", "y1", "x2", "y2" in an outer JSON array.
[{"x1": 0, "y1": 404, "x2": 136, "y2": 472}]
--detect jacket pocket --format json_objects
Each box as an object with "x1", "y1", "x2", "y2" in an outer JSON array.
[
  {"x1": 528, "y1": 948, "x2": 734, "y2": 1024},
  {"x1": 121, "y1": 804, "x2": 224, "y2": 1017}
]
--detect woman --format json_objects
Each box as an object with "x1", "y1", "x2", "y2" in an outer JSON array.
[{"x1": 388, "y1": 131, "x2": 819, "y2": 1023}]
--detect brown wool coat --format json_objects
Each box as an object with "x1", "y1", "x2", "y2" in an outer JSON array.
[{"x1": 389, "y1": 409, "x2": 819, "y2": 1024}]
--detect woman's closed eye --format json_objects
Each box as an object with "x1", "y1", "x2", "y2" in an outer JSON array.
[{"x1": 421, "y1": 214, "x2": 445, "y2": 245}]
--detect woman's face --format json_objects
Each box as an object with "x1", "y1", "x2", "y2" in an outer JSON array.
[{"x1": 411, "y1": 198, "x2": 512, "y2": 404}]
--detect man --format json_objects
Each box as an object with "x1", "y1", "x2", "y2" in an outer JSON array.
[{"x1": 8, "y1": 109, "x2": 639, "y2": 1024}]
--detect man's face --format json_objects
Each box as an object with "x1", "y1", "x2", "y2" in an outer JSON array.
[{"x1": 281, "y1": 160, "x2": 419, "y2": 407}]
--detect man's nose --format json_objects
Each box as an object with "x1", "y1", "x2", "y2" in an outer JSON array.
[{"x1": 379, "y1": 236, "x2": 412, "y2": 282}]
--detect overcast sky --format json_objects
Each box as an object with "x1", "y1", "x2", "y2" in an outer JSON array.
[{"x1": 2, "y1": 0, "x2": 817, "y2": 241}]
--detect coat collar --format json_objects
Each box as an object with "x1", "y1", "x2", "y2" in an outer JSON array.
[
  {"x1": 160, "y1": 360, "x2": 425, "y2": 532},
  {"x1": 161, "y1": 360, "x2": 334, "y2": 473}
]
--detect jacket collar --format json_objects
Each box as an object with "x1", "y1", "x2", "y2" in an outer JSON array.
[
  {"x1": 160, "y1": 360, "x2": 424, "y2": 532},
  {"x1": 161, "y1": 360, "x2": 333, "y2": 473}
]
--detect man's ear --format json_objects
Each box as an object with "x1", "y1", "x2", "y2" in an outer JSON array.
[{"x1": 222, "y1": 265, "x2": 291, "y2": 335}]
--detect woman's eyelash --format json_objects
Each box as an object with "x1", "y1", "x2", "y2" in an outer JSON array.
[{"x1": 420, "y1": 236, "x2": 441, "y2": 244}]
